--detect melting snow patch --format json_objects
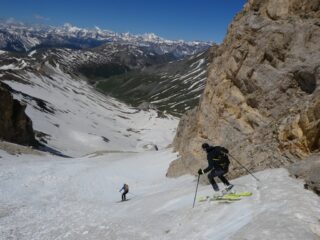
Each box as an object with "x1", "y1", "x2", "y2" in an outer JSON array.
[
  {"x1": 28, "y1": 50, "x2": 37, "y2": 57},
  {"x1": 0, "y1": 60, "x2": 27, "y2": 70}
]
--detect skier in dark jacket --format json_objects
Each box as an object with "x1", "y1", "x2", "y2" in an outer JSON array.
[
  {"x1": 198, "y1": 143, "x2": 233, "y2": 192},
  {"x1": 119, "y1": 183, "x2": 129, "y2": 201}
]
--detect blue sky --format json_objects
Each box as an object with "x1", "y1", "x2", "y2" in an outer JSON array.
[{"x1": 0, "y1": 0, "x2": 247, "y2": 43}]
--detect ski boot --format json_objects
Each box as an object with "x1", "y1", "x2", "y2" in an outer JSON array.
[{"x1": 221, "y1": 184, "x2": 234, "y2": 195}]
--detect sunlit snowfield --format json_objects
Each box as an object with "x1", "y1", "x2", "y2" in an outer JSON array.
[
  {"x1": 2, "y1": 62, "x2": 178, "y2": 157},
  {"x1": 1, "y1": 148, "x2": 320, "y2": 240}
]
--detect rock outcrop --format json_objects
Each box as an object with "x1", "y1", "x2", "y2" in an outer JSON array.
[
  {"x1": 288, "y1": 155, "x2": 320, "y2": 195},
  {"x1": 168, "y1": 0, "x2": 320, "y2": 180},
  {"x1": 0, "y1": 82, "x2": 37, "y2": 146}
]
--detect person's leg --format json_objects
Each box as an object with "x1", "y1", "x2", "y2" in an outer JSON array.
[
  {"x1": 122, "y1": 192, "x2": 125, "y2": 201},
  {"x1": 208, "y1": 170, "x2": 219, "y2": 191},
  {"x1": 212, "y1": 169, "x2": 230, "y2": 186},
  {"x1": 123, "y1": 190, "x2": 128, "y2": 200},
  {"x1": 218, "y1": 175, "x2": 230, "y2": 186},
  {"x1": 215, "y1": 170, "x2": 233, "y2": 192}
]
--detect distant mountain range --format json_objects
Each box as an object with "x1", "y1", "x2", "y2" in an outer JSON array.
[
  {"x1": 0, "y1": 21, "x2": 212, "y2": 57},
  {"x1": 0, "y1": 42, "x2": 216, "y2": 116},
  {"x1": 0, "y1": 21, "x2": 216, "y2": 122}
]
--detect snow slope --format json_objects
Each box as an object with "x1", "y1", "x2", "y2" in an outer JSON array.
[
  {"x1": 0, "y1": 148, "x2": 319, "y2": 240},
  {"x1": 2, "y1": 62, "x2": 177, "y2": 157}
]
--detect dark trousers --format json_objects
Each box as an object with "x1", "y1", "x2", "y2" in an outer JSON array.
[
  {"x1": 122, "y1": 190, "x2": 128, "y2": 201},
  {"x1": 208, "y1": 169, "x2": 230, "y2": 191}
]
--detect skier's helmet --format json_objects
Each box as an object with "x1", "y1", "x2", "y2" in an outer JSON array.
[{"x1": 202, "y1": 143, "x2": 209, "y2": 150}]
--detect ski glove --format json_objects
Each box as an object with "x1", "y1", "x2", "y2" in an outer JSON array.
[{"x1": 198, "y1": 168, "x2": 204, "y2": 175}]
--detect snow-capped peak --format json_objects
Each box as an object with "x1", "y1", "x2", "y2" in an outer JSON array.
[
  {"x1": 0, "y1": 21, "x2": 213, "y2": 56},
  {"x1": 63, "y1": 23, "x2": 84, "y2": 33},
  {"x1": 141, "y1": 33, "x2": 163, "y2": 42}
]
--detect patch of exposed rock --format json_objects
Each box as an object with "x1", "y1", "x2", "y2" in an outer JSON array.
[
  {"x1": 0, "y1": 140, "x2": 43, "y2": 156},
  {"x1": 138, "y1": 101, "x2": 157, "y2": 111},
  {"x1": 0, "y1": 82, "x2": 37, "y2": 146},
  {"x1": 288, "y1": 155, "x2": 320, "y2": 195},
  {"x1": 168, "y1": 0, "x2": 320, "y2": 179}
]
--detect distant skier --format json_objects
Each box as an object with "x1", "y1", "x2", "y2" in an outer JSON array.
[
  {"x1": 119, "y1": 183, "x2": 129, "y2": 201},
  {"x1": 198, "y1": 143, "x2": 233, "y2": 192}
]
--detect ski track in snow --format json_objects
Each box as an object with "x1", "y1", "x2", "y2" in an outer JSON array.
[{"x1": 0, "y1": 149, "x2": 319, "y2": 240}]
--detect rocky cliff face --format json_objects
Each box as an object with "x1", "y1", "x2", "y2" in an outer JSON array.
[
  {"x1": 168, "y1": 0, "x2": 320, "y2": 179},
  {"x1": 0, "y1": 82, "x2": 36, "y2": 146}
]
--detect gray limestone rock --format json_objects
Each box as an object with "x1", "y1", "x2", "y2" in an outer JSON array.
[{"x1": 168, "y1": 0, "x2": 320, "y2": 179}]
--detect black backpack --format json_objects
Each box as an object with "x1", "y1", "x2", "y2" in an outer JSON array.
[{"x1": 217, "y1": 147, "x2": 230, "y2": 171}]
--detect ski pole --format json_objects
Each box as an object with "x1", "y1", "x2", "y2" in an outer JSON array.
[
  {"x1": 193, "y1": 174, "x2": 200, "y2": 208},
  {"x1": 228, "y1": 153, "x2": 260, "y2": 182}
]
